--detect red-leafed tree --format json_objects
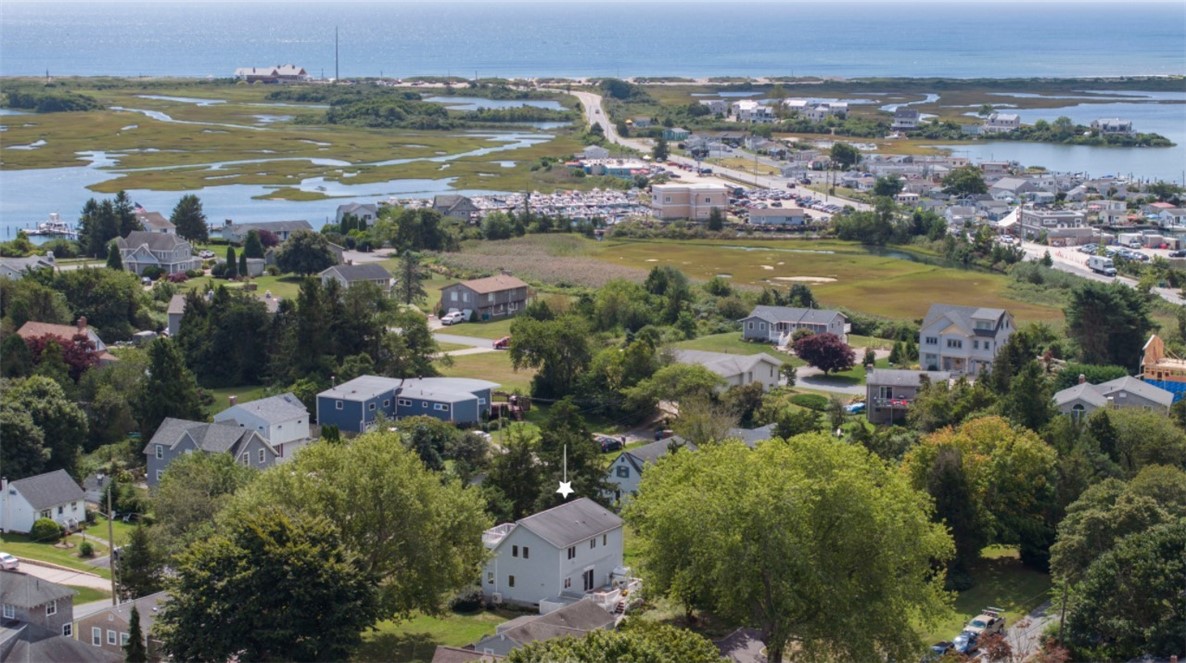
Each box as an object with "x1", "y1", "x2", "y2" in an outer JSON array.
[
  {"x1": 257, "y1": 229, "x2": 280, "y2": 248},
  {"x1": 793, "y1": 332, "x2": 855, "y2": 375},
  {"x1": 26, "y1": 333, "x2": 100, "y2": 381}
]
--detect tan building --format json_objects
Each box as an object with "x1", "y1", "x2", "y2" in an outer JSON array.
[{"x1": 650, "y1": 183, "x2": 727, "y2": 221}]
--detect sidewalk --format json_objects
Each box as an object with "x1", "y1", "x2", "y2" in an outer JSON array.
[{"x1": 12, "y1": 559, "x2": 112, "y2": 591}]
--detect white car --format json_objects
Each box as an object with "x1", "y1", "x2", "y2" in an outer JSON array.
[
  {"x1": 0, "y1": 553, "x2": 19, "y2": 570},
  {"x1": 440, "y1": 311, "x2": 466, "y2": 325}
]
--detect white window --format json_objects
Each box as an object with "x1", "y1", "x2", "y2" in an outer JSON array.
[
  {"x1": 746, "y1": 322, "x2": 753, "y2": 330},
  {"x1": 450, "y1": 291, "x2": 458, "y2": 302},
  {"x1": 108, "y1": 629, "x2": 117, "y2": 645},
  {"x1": 120, "y1": 633, "x2": 130, "y2": 645},
  {"x1": 258, "y1": 449, "x2": 265, "y2": 464},
  {"x1": 421, "y1": 402, "x2": 429, "y2": 408},
  {"x1": 522, "y1": 546, "x2": 529, "y2": 559},
  {"x1": 383, "y1": 400, "x2": 390, "y2": 408},
  {"x1": 92, "y1": 627, "x2": 102, "y2": 646},
  {"x1": 58, "y1": 505, "x2": 64, "y2": 515},
  {"x1": 590, "y1": 538, "x2": 596, "y2": 550},
  {"x1": 434, "y1": 403, "x2": 450, "y2": 412},
  {"x1": 512, "y1": 545, "x2": 519, "y2": 557},
  {"x1": 508, "y1": 575, "x2": 515, "y2": 588},
  {"x1": 487, "y1": 572, "x2": 493, "y2": 584},
  {"x1": 478, "y1": 398, "x2": 486, "y2": 406},
  {"x1": 155, "y1": 470, "x2": 163, "y2": 482},
  {"x1": 946, "y1": 339, "x2": 963, "y2": 349},
  {"x1": 40, "y1": 509, "x2": 50, "y2": 519},
  {"x1": 2, "y1": 604, "x2": 13, "y2": 619},
  {"x1": 616, "y1": 465, "x2": 629, "y2": 478},
  {"x1": 46, "y1": 599, "x2": 57, "y2": 616},
  {"x1": 155, "y1": 445, "x2": 164, "y2": 459},
  {"x1": 368, "y1": 403, "x2": 376, "y2": 411},
  {"x1": 398, "y1": 398, "x2": 412, "y2": 407},
  {"x1": 705, "y1": 197, "x2": 712, "y2": 203},
  {"x1": 335, "y1": 400, "x2": 343, "y2": 410},
  {"x1": 240, "y1": 454, "x2": 249, "y2": 466},
  {"x1": 488, "y1": 293, "x2": 495, "y2": 303},
  {"x1": 564, "y1": 577, "x2": 572, "y2": 589},
  {"x1": 664, "y1": 196, "x2": 672, "y2": 203},
  {"x1": 973, "y1": 340, "x2": 980, "y2": 350},
  {"x1": 925, "y1": 337, "x2": 938, "y2": 345},
  {"x1": 63, "y1": 623, "x2": 72, "y2": 637}
]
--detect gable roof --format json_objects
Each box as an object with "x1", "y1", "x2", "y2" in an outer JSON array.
[
  {"x1": 475, "y1": 600, "x2": 614, "y2": 653},
  {"x1": 83, "y1": 591, "x2": 168, "y2": 635},
  {"x1": 7, "y1": 470, "x2": 85, "y2": 510},
  {"x1": 671, "y1": 349, "x2": 783, "y2": 379},
  {"x1": 135, "y1": 210, "x2": 175, "y2": 231},
  {"x1": 0, "y1": 254, "x2": 55, "y2": 275},
  {"x1": 444, "y1": 274, "x2": 529, "y2": 295},
  {"x1": 431, "y1": 646, "x2": 502, "y2": 662},
  {"x1": 615, "y1": 437, "x2": 696, "y2": 474},
  {"x1": 866, "y1": 369, "x2": 952, "y2": 388},
  {"x1": 144, "y1": 418, "x2": 273, "y2": 457},
  {"x1": 726, "y1": 424, "x2": 776, "y2": 448},
  {"x1": 167, "y1": 294, "x2": 187, "y2": 316},
  {"x1": 1052, "y1": 382, "x2": 1110, "y2": 408},
  {"x1": 116, "y1": 231, "x2": 190, "y2": 252},
  {"x1": 0, "y1": 623, "x2": 121, "y2": 663},
  {"x1": 433, "y1": 195, "x2": 478, "y2": 213},
  {"x1": 220, "y1": 393, "x2": 308, "y2": 424},
  {"x1": 321, "y1": 263, "x2": 392, "y2": 283},
  {"x1": 1097, "y1": 376, "x2": 1174, "y2": 408},
  {"x1": 743, "y1": 305, "x2": 845, "y2": 326},
  {"x1": 515, "y1": 498, "x2": 623, "y2": 549},
  {"x1": 922, "y1": 304, "x2": 1008, "y2": 337},
  {"x1": 229, "y1": 220, "x2": 313, "y2": 236},
  {"x1": 0, "y1": 571, "x2": 75, "y2": 608}
]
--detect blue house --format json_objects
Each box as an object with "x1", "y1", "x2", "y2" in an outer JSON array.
[{"x1": 316, "y1": 376, "x2": 499, "y2": 433}]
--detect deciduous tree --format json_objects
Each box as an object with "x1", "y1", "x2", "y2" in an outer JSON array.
[
  {"x1": 509, "y1": 621, "x2": 726, "y2": 663},
  {"x1": 276, "y1": 230, "x2": 337, "y2": 275},
  {"x1": 154, "y1": 452, "x2": 258, "y2": 554},
  {"x1": 942, "y1": 165, "x2": 988, "y2": 196},
  {"x1": 793, "y1": 332, "x2": 855, "y2": 375},
  {"x1": 170, "y1": 194, "x2": 208, "y2": 243}
]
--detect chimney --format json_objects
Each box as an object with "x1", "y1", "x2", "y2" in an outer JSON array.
[
  {"x1": 228, "y1": 395, "x2": 237, "y2": 406},
  {"x1": 1078, "y1": 373, "x2": 1086, "y2": 384},
  {"x1": 77, "y1": 316, "x2": 87, "y2": 332}
]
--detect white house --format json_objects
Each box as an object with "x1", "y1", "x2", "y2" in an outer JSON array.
[
  {"x1": 919, "y1": 304, "x2": 1014, "y2": 377},
  {"x1": 1091, "y1": 118, "x2": 1134, "y2": 136},
  {"x1": 605, "y1": 438, "x2": 695, "y2": 502},
  {"x1": 481, "y1": 498, "x2": 627, "y2": 611},
  {"x1": 892, "y1": 108, "x2": 920, "y2": 131},
  {"x1": 671, "y1": 349, "x2": 783, "y2": 392},
  {"x1": 213, "y1": 392, "x2": 312, "y2": 460},
  {"x1": 730, "y1": 100, "x2": 775, "y2": 123},
  {"x1": 982, "y1": 112, "x2": 1021, "y2": 134},
  {"x1": 0, "y1": 470, "x2": 86, "y2": 534}
]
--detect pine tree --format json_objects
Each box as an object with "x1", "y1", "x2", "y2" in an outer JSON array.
[
  {"x1": 106, "y1": 243, "x2": 123, "y2": 270},
  {"x1": 238, "y1": 252, "x2": 248, "y2": 279},
  {"x1": 707, "y1": 207, "x2": 724, "y2": 231},
  {"x1": 396, "y1": 250, "x2": 427, "y2": 306},
  {"x1": 124, "y1": 606, "x2": 148, "y2": 662},
  {"x1": 171, "y1": 194, "x2": 209, "y2": 243},
  {"x1": 114, "y1": 191, "x2": 141, "y2": 237},
  {"x1": 117, "y1": 525, "x2": 163, "y2": 601},
  {"x1": 888, "y1": 342, "x2": 902, "y2": 366},
  {"x1": 243, "y1": 230, "x2": 264, "y2": 259},
  {"x1": 1, "y1": 334, "x2": 34, "y2": 378},
  {"x1": 225, "y1": 246, "x2": 238, "y2": 279},
  {"x1": 134, "y1": 338, "x2": 204, "y2": 437}
]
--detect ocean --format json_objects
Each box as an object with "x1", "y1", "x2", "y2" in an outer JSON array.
[{"x1": 2, "y1": 2, "x2": 1184, "y2": 80}]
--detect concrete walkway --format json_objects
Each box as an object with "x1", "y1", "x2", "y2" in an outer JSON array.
[{"x1": 12, "y1": 560, "x2": 112, "y2": 591}]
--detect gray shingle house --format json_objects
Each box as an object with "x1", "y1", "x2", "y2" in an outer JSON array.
[
  {"x1": 0, "y1": 571, "x2": 76, "y2": 638},
  {"x1": 919, "y1": 304, "x2": 1014, "y2": 377},
  {"x1": 76, "y1": 591, "x2": 167, "y2": 660},
  {"x1": 335, "y1": 203, "x2": 379, "y2": 225},
  {"x1": 605, "y1": 438, "x2": 696, "y2": 501},
  {"x1": 1053, "y1": 375, "x2": 1174, "y2": 421},
  {"x1": 671, "y1": 349, "x2": 783, "y2": 392},
  {"x1": 0, "y1": 470, "x2": 86, "y2": 534},
  {"x1": 865, "y1": 369, "x2": 952, "y2": 425},
  {"x1": 319, "y1": 263, "x2": 392, "y2": 291},
  {"x1": 115, "y1": 231, "x2": 199, "y2": 276},
  {"x1": 144, "y1": 418, "x2": 278, "y2": 487},
  {"x1": 220, "y1": 220, "x2": 313, "y2": 244},
  {"x1": 432, "y1": 195, "x2": 480, "y2": 221},
  {"x1": 213, "y1": 393, "x2": 311, "y2": 461},
  {"x1": 740, "y1": 306, "x2": 850, "y2": 345},
  {"x1": 0, "y1": 622, "x2": 120, "y2": 663},
  {"x1": 481, "y1": 498, "x2": 630, "y2": 611},
  {"x1": 471, "y1": 600, "x2": 615, "y2": 658}
]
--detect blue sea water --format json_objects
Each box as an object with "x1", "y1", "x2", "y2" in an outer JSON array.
[{"x1": 1, "y1": 2, "x2": 1184, "y2": 79}]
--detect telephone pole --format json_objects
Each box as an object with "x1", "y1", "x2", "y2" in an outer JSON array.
[
  {"x1": 107, "y1": 488, "x2": 117, "y2": 605},
  {"x1": 334, "y1": 26, "x2": 339, "y2": 82}
]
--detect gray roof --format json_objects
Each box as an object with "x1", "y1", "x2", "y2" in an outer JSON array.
[
  {"x1": 866, "y1": 369, "x2": 951, "y2": 388},
  {"x1": 672, "y1": 349, "x2": 782, "y2": 379},
  {"x1": 221, "y1": 392, "x2": 307, "y2": 424},
  {"x1": 0, "y1": 254, "x2": 55, "y2": 274},
  {"x1": 1097, "y1": 376, "x2": 1173, "y2": 408},
  {"x1": 321, "y1": 263, "x2": 392, "y2": 283},
  {"x1": 0, "y1": 623, "x2": 122, "y2": 663},
  {"x1": 726, "y1": 424, "x2": 777, "y2": 448},
  {"x1": 475, "y1": 600, "x2": 613, "y2": 652},
  {"x1": 8, "y1": 470, "x2": 85, "y2": 510},
  {"x1": 0, "y1": 571, "x2": 76, "y2": 608},
  {"x1": 336, "y1": 202, "x2": 378, "y2": 216},
  {"x1": 515, "y1": 498, "x2": 623, "y2": 549},
  {"x1": 1052, "y1": 382, "x2": 1110, "y2": 408},
  {"x1": 234, "y1": 220, "x2": 313, "y2": 234},
  {"x1": 618, "y1": 437, "x2": 696, "y2": 473},
  {"x1": 923, "y1": 304, "x2": 1008, "y2": 337},
  {"x1": 84, "y1": 591, "x2": 168, "y2": 635},
  {"x1": 167, "y1": 293, "x2": 187, "y2": 316},
  {"x1": 744, "y1": 305, "x2": 845, "y2": 326},
  {"x1": 320, "y1": 376, "x2": 499, "y2": 402},
  {"x1": 116, "y1": 230, "x2": 190, "y2": 252},
  {"x1": 144, "y1": 418, "x2": 270, "y2": 456},
  {"x1": 433, "y1": 195, "x2": 477, "y2": 213},
  {"x1": 320, "y1": 375, "x2": 402, "y2": 401},
  {"x1": 431, "y1": 646, "x2": 499, "y2": 662}
]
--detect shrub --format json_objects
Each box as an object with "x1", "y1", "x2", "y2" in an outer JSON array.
[
  {"x1": 30, "y1": 518, "x2": 63, "y2": 543},
  {"x1": 210, "y1": 262, "x2": 228, "y2": 278},
  {"x1": 141, "y1": 265, "x2": 164, "y2": 280},
  {"x1": 84, "y1": 509, "x2": 97, "y2": 525},
  {"x1": 186, "y1": 269, "x2": 204, "y2": 278},
  {"x1": 264, "y1": 265, "x2": 281, "y2": 276},
  {"x1": 790, "y1": 393, "x2": 830, "y2": 411},
  {"x1": 79, "y1": 541, "x2": 95, "y2": 558},
  {"x1": 167, "y1": 272, "x2": 189, "y2": 283}
]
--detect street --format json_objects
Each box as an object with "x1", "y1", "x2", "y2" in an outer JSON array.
[{"x1": 1015, "y1": 238, "x2": 1184, "y2": 306}]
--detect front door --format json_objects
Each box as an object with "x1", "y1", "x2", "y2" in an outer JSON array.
[{"x1": 582, "y1": 569, "x2": 595, "y2": 592}]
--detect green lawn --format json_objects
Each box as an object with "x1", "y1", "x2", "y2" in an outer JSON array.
[
  {"x1": 441, "y1": 318, "x2": 515, "y2": 340},
  {"x1": 924, "y1": 545, "x2": 1052, "y2": 643},
  {"x1": 71, "y1": 586, "x2": 114, "y2": 604},
  {"x1": 204, "y1": 384, "x2": 269, "y2": 417},
  {"x1": 357, "y1": 608, "x2": 520, "y2": 663},
  {"x1": 0, "y1": 532, "x2": 112, "y2": 578},
  {"x1": 88, "y1": 515, "x2": 137, "y2": 547},
  {"x1": 816, "y1": 357, "x2": 891, "y2": 387},
  {"x1": 848, "y1": 334, "x2": 896, "y2": 351},
  {"x1": 434, "y1": 342, "x2": 471, "y2": 353},
  {"x1": 434, "y1": 351, "x2": 534, "y2": 393},
  {"x1": 184, "y1": 274, "x2": 305, "y2": 301}
]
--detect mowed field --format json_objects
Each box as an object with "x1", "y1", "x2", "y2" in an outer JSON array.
[{"x1": 591, "y1": 239, "x2": 1064, "y2": 324}]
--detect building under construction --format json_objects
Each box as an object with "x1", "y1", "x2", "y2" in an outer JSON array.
[{"x1": 1140, "y1": 334, "x2": 1186, "y2": 402}]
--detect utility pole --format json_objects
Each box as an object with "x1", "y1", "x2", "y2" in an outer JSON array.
[
  {"x1": 107, "y1": 487, "x2": 117, "y2": 605},
  {"x1": 334, "y1": 26, "x2": 339, "y2": 83}
]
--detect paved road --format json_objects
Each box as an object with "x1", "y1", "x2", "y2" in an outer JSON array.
[
  {"x1": 433, "y1": 333, "x2": 495, "y2": 349},
  {"x1": 10, "y1": 562, "x2": 112, "y2": 591},
  {"x1": 1006, "y1": 601, "x2": 1055, "y2": 661},
  {"x1": 1016, "y1": 239, "x2": 1185, "y2": 306}
]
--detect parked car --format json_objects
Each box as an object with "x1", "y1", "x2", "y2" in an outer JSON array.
[
  {"x1": 594, "y1": 434, "x2": 623, "y2": 453},
  {"x1": 952, "y1": 630, "x2": 979, "y2": 654},
  {"x1": 922, "y1": 641, "x2": 954, "y2": 662},
  {"x1": 199, "y1": 250, "x2": 215, "y2": 259},
  {"x1": 0, "y1": 552, "x2": 18, "y2": 570},
  {"x1": 492, "y1": 336, "x2": 511, "y2": 350},
  {"x1": 966, "y1": 608, "x2": 1006, "y2": 637},
  {"x1": 845, "y1": 402, "x2": 866, "y2": 414},
  {"x1": 440, "y1": 311, "x2": 466, "y2": 325},
  {"x1": 1171, "y1": 249, "x2": 1186, "y2": 258}
]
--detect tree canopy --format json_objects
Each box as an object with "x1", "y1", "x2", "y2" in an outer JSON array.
[
  {"x1": 275, "y1": 230, "x2": 338, "y2": 275},
  {"x1": 170, "y1": 194, "x2": 208, "y2": 243},
  {"x1": 942, "y1": 165, "x2": 989, "y2": 196},
  {"x1": 626, "y1": 434, "x2": 952, "y2": 663},
  {"x1": 1064, "y1": 280, "x2": 1153, "y2": 366},
  {"x1": 509, "y1": 621, "x2": 727, "y2": 663},
  {"x1": 793, "y1": 332, "x2": 855, "y2": 375}
]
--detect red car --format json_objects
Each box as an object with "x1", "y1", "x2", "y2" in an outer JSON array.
[{"x1": 493, "y1": 336, "x2": 511, "y2": 350}]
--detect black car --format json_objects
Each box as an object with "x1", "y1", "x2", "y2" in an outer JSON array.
[
  {"x1": 1170, "y1": 250, "x2": 1186, "y2": 258},
  {"x1": 594, "y1": 435, "x2": 623, "y2": 453}
]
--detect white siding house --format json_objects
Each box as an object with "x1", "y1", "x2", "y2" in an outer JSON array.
[
  {"x1": 671, "y1": 349, "x2": 783, "y2": 392},
  {"x1": 481, "y1": 499, "x2": 627, "y2": 611},
  {"x1": 919, "y1": 304, "x2": 1014, "y2": 377},
  {"x1": 213, "y1": 392, "x2": 311, "y2": 460},
  {"x1": 0, "y1": 470, "x2": 86, "y2": 534}
]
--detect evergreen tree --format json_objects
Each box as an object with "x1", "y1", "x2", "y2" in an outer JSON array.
[
  {"x1": 77, "y1": 198, "x2": 101, "y2": 257},
  {"x1": 706, "y1": 207, "x2": 724, "y2": 231},
  {"x1": 106, "y1": 242, "x2": 123, "y2": 270},
  {"x1": 1, "y1": 335, "x2": 34, "y2": 378},
  {"x1": 863, "y1": 347, "x2": 877, "y2": 368},
  {"x1": 396, "y1": 250, "x2": 427, "y2": 306},
  {"x1": 225, "y1": 246, "x2": 238, "y2": 279},
  {"x1": 238, "y1": 252, "x2": 248, "y2": 278},
  {"x1": 31, "y1": 340, "x2": 73, "y2": 394},
  {"x1": 170, "y1": 194, "x2": 209, "y2": 243},
  {"x1": 653, "y1": 136, "x2": 669, "y2": 162},
  {"x1": 242, "y1": 230, "x2": 264, "y2": 259},
  {"x1": 124, "y1": 606, "x2": 148, "y2": 662},
  {"x1": 114, "y1": 191, "x2": 141, "y2": 236},
  {"x1": 134, "y1": 338, "x2": 204, "y2": 437},
  {"x1": 117, "y1": 525, "x2": 163, "y2": 600},
  {"x1": 293, "y1": 278, "x2": 333, "y2": 378},
  {"x1": 535, "y1": 398, "x2": 609, "y2": 511},
  {"x1": 1003, "y1": 360, "x2": 1054, "y2": 431}
]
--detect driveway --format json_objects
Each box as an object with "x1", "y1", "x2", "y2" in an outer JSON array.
[
  {"x1": 11, "y1": 561, "x2": 112, "y2": 591},
  {"x1": 433, "y1": 333, "x2": 495, "y2": 349},
  {"x1": 1006, "y1": 601, "x2": 1055, "y2": 661}
]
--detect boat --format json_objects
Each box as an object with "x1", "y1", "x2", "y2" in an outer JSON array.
[{"x1": 27, "y1": 213, "x2": 78, "y2": 239}]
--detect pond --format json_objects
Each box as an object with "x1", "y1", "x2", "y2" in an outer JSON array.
[{"x1": 423, "y1": 96, "x2": 567, "y2": 111}]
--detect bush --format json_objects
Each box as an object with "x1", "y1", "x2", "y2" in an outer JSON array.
[
  {"x1": 30, "y1": 518, "x2": 63, "y2": 543},
  {"x1": 79, "y1": 541, "x2": 95, "y2": 558},
  {"x1": 210, "y1": 262, "x2": 228, "y2": 278},
  {"x1": 167, "y1": 272, "x2": 189, "y2": 283},
  {"x1": 186, "y1": 269, "x2": 204, "y2": 278},
  {"x1": 84, "y1": 509, "x2": 97, "y2": 525},
  {"x1": 140, "y1": 265, "x2": 164, "y2": 280},
  {"x1": 790, "y1": 393, "x2": 830, "y2": 411},
  {"x1": 264, "y1": 265, "x2": 281, "y2": 276}
]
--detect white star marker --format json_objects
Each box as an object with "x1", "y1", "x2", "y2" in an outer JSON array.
[{"x1": 556, "y1": 443, "x2": 574, "y2": 499}]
